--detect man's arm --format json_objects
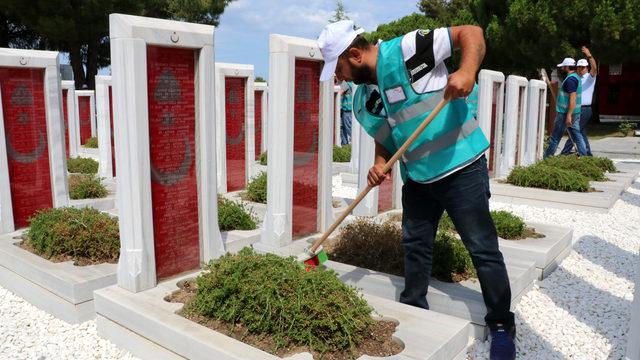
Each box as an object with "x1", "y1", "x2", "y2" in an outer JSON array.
[
  {"x1": 582, "y1": 46, "x2": 598, "y2": 77},
  {"x1": 445, "y1": 25, "x2": 485, "y2": 100},
  {"x1": 566, "y1": 92, "x2": 576, "y2": 126},
  {"x1": 368, "y1": 141, "x2": 391, "y2": 187}
]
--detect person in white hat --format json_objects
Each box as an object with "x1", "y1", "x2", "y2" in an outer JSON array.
[
  {"x1": 543, "y1": 57, "x2": 588, "y2": 157},
  {"x1": 318, "y1": 20, "x2": 516, "y2": 360},
  {"x1": 560, "y1": 46, "x2": 597, "y2": 156}
]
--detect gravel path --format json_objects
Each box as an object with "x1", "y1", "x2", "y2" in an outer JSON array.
[{"x1": 468, "y1": 171, "x2": 640, "y2": 359}]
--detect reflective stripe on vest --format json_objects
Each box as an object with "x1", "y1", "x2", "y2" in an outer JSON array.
[
  {"x1": 402, "y1": 118, "x2": 480, "y2": 162},
  {"x1": 388, "y1": 89, "x2": 444, "y2": 127},
  {"x1": 556, "y1": 72, "x2": 582, "y2": 114}
]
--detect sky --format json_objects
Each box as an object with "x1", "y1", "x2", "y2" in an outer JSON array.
[{"x1": 95, "y1": 0, "x2": 420, "y2": 78}]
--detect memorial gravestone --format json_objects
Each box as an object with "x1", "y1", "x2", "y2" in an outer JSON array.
[
  {"x1": 0, "y1": 48, "x2": 68, "y2": 233},
  {"x1": 477, "y1": 69, "x2": 506, "y2": 177},
  {"x1": 214, "y1": 63, "x2": 255, "y2": 193},
  {"x1": 109, "y1": 13, "x2": 219, "y2": 292},
  {"x1": 498, "y1": 75, "x2": 529, "y2": 178},
  {"x1": 96, "y1": 75, "x2": 115, "y2": 177},
  {"x1": 60, "y1": 80, "x2": 79, "y2": 158},
  {"x1": 523, "y1": 79, "x2": 547, "y2": 166},
  {"x1": 75, "y1": 90, "x2": 96, "y2": 145},
  {"x1": 254, "y1": 81, "x2": 267, "y2": 160},
  {"x1": 333, "y1": 84, "x2": 341, "y2": 146},
  {"x1": 259, "y1": 35, "x2": 333, "y2": 250}
]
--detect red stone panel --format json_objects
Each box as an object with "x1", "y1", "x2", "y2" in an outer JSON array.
[
  {"x1": 225, "y1": 77, "x2": 246, "y2": 192},
  {"x1": 292, "y1": 60, "x2": 320, "y2": 238},
  {"x1": 378, "y1": 170, "x2": 394, "y2": 213},
  {"x1": 78, "y1": 95, "x2": 92, "y2": 144},
  {"x1": 254, "y1": 89, "x2": 262, "y2": 160},
  {"x1": 62, "y1": 89, "x2": 69, "y2": 156},
  {"x1": 108, "y1": 86, "x2": 115, "y2": 176},
  {"x1": 146, "y1": 46, "x2": 199, "y2": 280},
  {"x1": 0, "y1": 68, "x2": 53, "y2": 229}
]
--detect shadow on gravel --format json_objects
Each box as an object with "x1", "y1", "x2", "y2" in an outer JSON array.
[{"x1": 572, "y1": 234, "x2": 638, "y2": 282}]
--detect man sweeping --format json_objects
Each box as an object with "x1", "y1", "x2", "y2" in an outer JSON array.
[{"x1": 317, "y1": 20, "x2": 515, "y2": 360}]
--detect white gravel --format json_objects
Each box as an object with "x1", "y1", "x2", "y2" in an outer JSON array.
[
  {"x1": 332, "y1": 173, "x2": 357, "y2": 199},
  {"x1": 468, "y1": 170, "x2": 640, "y2": 359},
  {"x1": 0, "y1": 286, "x2": 137, "y2": 360}
]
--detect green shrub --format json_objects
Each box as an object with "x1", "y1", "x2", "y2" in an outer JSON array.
[
  {"x1": 185, "y1": 248, "x2": 374, "y2": 355},
  {"x1": 329, "y1": 218, "x2": 475, "y2": 282},
  {"x1": 259, "y1": 151, "x2": 267, "y2": 166},
  {"x1": 67, "y1": 157, "x2": 99, "y2": 174},
  {"x1": 507, "y1": 163, "x2": 590, "y2": 192},
  {"x1": 580, "y1": 156, "x2": 617, "y2": 173},
  {"x1": 68, "y1": 174, "x2": 108, "y2": 199},
  {"x1": 217, "y1": 197, "x2": 257, "y2": 231},
  {"x1": 619, "y1": 122, "x2": 637, "y2": 136},
  {"x1": 431, "y1": 231, "x2": 476, "y2": 282},
  {"x1": 541, "y1": 155, "x2": 607, "y2": 181},
  {"x1": 245, "y1": 172, "x2": 267, "y2": 203},
  {"x1": 83, "y1": 137, "x2": 98, "y2": 148},
  {"x1": 438, "y1": 212, "x2": 455, "y2": 234},
  {"x1": 333, "y1": 144, "x2": 351, "y2": 162},
  {"x1": 491, "y1": 210, "x2": 526, "y2": 239},
  {"x1": 24, "y1": 207, "x2": 119, "y2": 264}
]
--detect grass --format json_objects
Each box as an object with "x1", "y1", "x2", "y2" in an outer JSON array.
[
  {"x1": 259, "y1": 152, "x2": 267, "y2": 166},
  {"x1": 23, "y1": 207, "x2": 119, "y2": 265},
  {"x1": 333, "y1": 144, "x2": 351, "y2": 162},
  {"x1": 244, "y1": 172, "x2": 267, "y2": 204},
  {"x1": 507, "y1": 163, "x2": 590, "y2": 192},
  {"x1": 217, "y1": 196, "x2": 257, "y2": 231},
  {"x1": 83, "y1": 137, "x2": 98, "y2": 148},
  {"x1": 67, "y1": 157, "x2": 99, "y2": 174},
  {"x1": 68, "y1": 174, "x2": 108, "y2": 199},
  {"x1": 541, "y1": 155, "x2": 608, "y2": 181},
  {"x1": 328, "y1": 218, "x2": 475, "y2": 282},
  {"x1": 182, "y1": 248, "x2": 376, "y2": 356}
]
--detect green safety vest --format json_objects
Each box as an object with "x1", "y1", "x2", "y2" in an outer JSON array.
[
  {"x1": 555, "y1": 72, "x2": 582, "y2": 114},
  {"x1": 353, "y1": 35, "x2": 488, "y2": 183}
]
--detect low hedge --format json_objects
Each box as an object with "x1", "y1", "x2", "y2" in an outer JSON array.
[
  {"x1": 333, "y1": 144, "x2": 351, "y2": 162},
  {"x1": 580, "y1": 156, "x2": 617, "y2": 173},
  {"x1": 490, "y1": 210, "x2": 526, "y2": 239},
  {"x1": 541, "y1": 156, "x2": 607, "y2": 181},
  {"x1": 507, "y1": 163, "x2": 590, "y2": 192},
  {"x1": 184, "y1": 248, "x2": 376, "y2": 355},
  {"x1": 83, "y1": 137, "x2": 98, "y2": 148},
  {"x1": 24, "y1": 207, "x2": 119, "y2": 264},
  {"x1": 329, "y1": 218, "x2": 475, "y2": 282},
  {"x1": 259, "y1": 151, "x2": 267, "y2": 166},
  {"x1": 217, "y1": 197, "x2": 257, "y2": 231},
  {"x1": 245, "y1": 172, "x2": 267, "y2": 204},
  {"x1": 68, "y1": 174, "x2": 108, "y2": 199},
  {"x1": 67, "y1": 157, "x2": 99, "y2": 174}
]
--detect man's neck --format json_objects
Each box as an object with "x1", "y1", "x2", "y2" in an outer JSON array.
[{"x1": 369, "y1": 44, "x2": 379, "y2": 84}]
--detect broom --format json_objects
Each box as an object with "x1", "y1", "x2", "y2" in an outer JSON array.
[
  {"x1": 540, "y1": 68, "x2": 579, "y2": 157},
  {"x1": 297, "y1": 97, "x2": 450, "y2": 270}
]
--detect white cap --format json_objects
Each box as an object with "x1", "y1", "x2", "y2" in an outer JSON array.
[
  {"x1": 576, "y1": 59, "x2": 589, "y2": 67},
  {"x1": 557, "y1": 58, "x2": 576, "y2": 67},
  {"x1": 317, "y1": 20, "x2": 364, "y2": 81}
]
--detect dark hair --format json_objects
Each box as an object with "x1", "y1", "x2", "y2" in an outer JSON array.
[{"x1": 339, "y1": 35, "x2": 371, "y2": 59}]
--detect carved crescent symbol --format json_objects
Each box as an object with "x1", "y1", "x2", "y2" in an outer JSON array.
[
  {"x1": 226, "y1": 120, "x2": 245, "y2": 145},
  {"x1": 150, "y1": 136, "x2": 192, "y2": 186},
  {"x1": 6, "y1": 129, "x2": 46, "y2": 164},
  {"x1": 293, "y1": 130, "x2": 318, "y2": 167}
]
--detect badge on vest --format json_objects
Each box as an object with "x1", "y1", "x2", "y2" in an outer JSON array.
[{"x1": 385, "y1": 86, "x2": 406, "y2": 105}]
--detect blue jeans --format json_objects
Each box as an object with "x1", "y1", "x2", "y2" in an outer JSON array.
[
  {"x1": 340, "y1": 110, "x2": 352, "y2": 146},
  {"x1": 544, "y1": 111, "x2": 587, "y2": 158},
  {"x1": 561, "y1": 106, "x2": 593, "y2": 156},
  {"x1": 399, "y1": 155, "x2": 514, "y2": 329}
]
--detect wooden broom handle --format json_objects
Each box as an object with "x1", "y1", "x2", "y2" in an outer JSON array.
[{"x1": 310, "y1": 98, "x2": 450, "y2": 254}]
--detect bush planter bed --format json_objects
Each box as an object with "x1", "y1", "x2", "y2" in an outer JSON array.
[
  {"x1": 95, "y1": 273, "x2": 473, "y2": 360},
  {"x1": 68, "y1": 175, "x2": 116, "y2": 211},
  {"x1": 266, "y1": 223, "x2": 535, "y2": 340},
  {"x1": 0, "y1": 208, "x2": 119, "y2": 323}
]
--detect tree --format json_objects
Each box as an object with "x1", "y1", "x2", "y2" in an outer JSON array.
[
  {"x1": 329, "y1": 0, "x2": 350, "y2": 23},
  {"x1": 3, "y1": 0, "x2": 235, "y2": 90},
  {"x1": 255, "y1": 76, "x2": 266, "y2": 83}
]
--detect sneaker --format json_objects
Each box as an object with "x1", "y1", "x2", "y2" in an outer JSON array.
[{"x1": 490, "y1": 324, "x2": 516, "y2": 360}]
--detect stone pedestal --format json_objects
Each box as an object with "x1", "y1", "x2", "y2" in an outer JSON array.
[
  {"x1": 61, "y1": 80, "x2": 79, "y2": 157},
  {"x1": 497, "y1": 75, "x2": 528, "y2": 178},
  {"x1": 477, "y1": 69, "x2": 505, "y2": 178},
  {"x1": 96, "y1": 75, "x2": 116, "y2": 178},
  {"x1": 254, "y1": 81, "x2": 268, "y2": 163},
  {"x1": 75, "y1": 90, "x2": 96, "y2": 145},
  {"x1": 523, "y1": 79, "x2": 547, "y2": 166},
  {"x1": 0, "y1": 48, "x2": 69, "y2": 233}
]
